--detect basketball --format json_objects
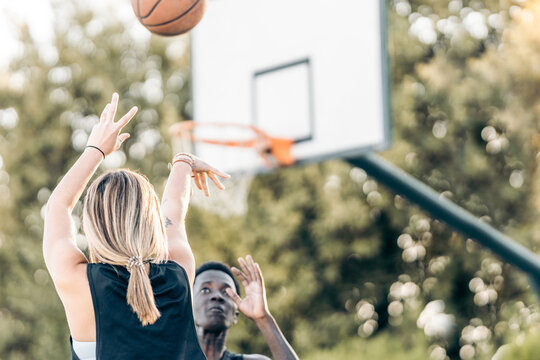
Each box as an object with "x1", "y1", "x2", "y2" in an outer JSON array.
[{"x1": 131, "y1": 0, "x2": 207, "y2": 36}]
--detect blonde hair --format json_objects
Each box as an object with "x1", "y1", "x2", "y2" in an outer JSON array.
[{"x1": 83, "y1": 169, "x2": 168, "y2": 326}]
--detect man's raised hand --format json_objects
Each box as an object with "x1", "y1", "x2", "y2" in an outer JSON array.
[{"x1": 226, "y1": 255, "x2": 269, "y2": 321}]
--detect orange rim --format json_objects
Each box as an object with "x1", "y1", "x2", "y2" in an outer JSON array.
[{"x1": 170, "y1": 121, "x2": 295, "y2": 166}]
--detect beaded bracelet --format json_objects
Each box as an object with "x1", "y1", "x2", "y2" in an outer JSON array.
[
  {"x1": 173, "y1": 158, "x2": 193, "y2": 168},
  {"x1": 169, "y1": 154, "x2": 194, "y2": 171},
  {"x1": 176, "y1": 152, "x2": 194, "y2": 162}
]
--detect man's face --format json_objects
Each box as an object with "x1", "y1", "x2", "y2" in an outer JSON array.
[{"x1": 193, "y1": 270, "x2": 239, "y2": 332}]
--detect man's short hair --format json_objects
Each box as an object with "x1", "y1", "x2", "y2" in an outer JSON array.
[{"x1": 195, "y1": 261, "x2": 241, "y2": 295}]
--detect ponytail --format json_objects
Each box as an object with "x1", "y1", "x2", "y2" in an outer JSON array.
[
  {"x1": 83, "y1": 170, "x2": 169, "y2": 326},
  {"x1": 126, "y1": 257, "x2": 161, "y2": 326}
]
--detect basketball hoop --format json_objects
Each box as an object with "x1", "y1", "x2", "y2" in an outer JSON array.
[
  {"x1": 170, "y1": 121, "x2": 294, "y2": 216},
  {"x1": 170, "y1": 121, "x2": 295, "y2": 167}
]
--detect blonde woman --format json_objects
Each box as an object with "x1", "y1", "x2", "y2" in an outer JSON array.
[{"x1": 43, "y1": 93, "x2": 229, "y2": 359}]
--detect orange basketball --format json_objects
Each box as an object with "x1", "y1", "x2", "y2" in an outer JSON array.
[{"x1": 131, "y1": 0, "x2": 207, "y2": 36}]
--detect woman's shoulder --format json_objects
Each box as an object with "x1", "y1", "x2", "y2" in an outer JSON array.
[
  {"x1": 159, "y1": 260, "x2": 185, "y2": 269},
  {"x1": 86, "y1": 260, "x2": 191, "y2": 289},
  {"x1": 86, "y1": 260, "x2": 190, "y2": 286},
  {"x1": 87, "y1": 260, "x2": 183, "y2": 270},
  {"x1": 150, "y1": 260, "x2": 188, "y2": 279}
]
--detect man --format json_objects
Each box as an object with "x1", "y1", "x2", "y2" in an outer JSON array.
[{"x1": 193, "y1": 255, "x2": 299, "y2": 360}]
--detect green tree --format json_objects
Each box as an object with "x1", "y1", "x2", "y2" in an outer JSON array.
[{"x1": 2, "y1": 1, "x2": 540, "y2": 359}]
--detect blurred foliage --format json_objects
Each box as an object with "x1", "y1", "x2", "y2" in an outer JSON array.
[
  {"x1": 303, "y1": 331, "x2": 430, "y2": 360},
  {"x1": 1, "y1": 0, "x2": 540, "y2": 359},
  {"x1": 495, "y1": 328, "x2": 540, "y2": 360}
]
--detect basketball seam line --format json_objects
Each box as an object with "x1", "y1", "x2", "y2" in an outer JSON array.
[
  {"x1": 147, "y1": 30, "x2": 180, "y2": 36},
  {"x1": 142, "y1": 0, "x2": 202, "y2": 27},
  {"x1": 140, "y1": 0, "x2": 163, "y2": 20}
]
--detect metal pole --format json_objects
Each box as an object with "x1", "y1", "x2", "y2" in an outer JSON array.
[{"x1": 347, "y1": 153, "x2": 540, "y2": 279}]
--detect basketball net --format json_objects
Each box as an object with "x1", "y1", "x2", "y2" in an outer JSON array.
[{"x1": 170, "y1": 121, "x2": 294, "y2": 217}]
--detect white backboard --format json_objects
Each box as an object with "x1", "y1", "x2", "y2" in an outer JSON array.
[{"x1": 190, "y1": 0, "x2": 390, "y2": 173}]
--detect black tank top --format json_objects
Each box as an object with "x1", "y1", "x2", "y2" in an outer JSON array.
[
  {"x1": 221, "y1": 350, "x2": 244, "y2": 360},
  {"x1": 70, "y1": 261, "x2": 206, "y2": 360}
]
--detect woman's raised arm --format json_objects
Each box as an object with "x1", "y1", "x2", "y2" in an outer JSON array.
[
  {"x1": 43, "y1": 93, "x2": 137, "y2": 287},
  {"x1": 161, "y1": 153, "x2": 229, "y2": 284}
]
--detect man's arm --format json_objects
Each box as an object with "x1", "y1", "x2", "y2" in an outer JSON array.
[{"x1": 226, "y1": 256, "x2": 299, "y2": 360}]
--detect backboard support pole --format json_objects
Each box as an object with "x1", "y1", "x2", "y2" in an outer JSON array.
[{"x1": 348, "y1": 153, "x2": 540, "y2": 300}]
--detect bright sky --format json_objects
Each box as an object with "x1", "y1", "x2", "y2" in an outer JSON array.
[
  {"x1": 0, "y1": 0, "x2": 136, "y2": 69},
  {"x1": 0, "y1": 0, "x2": 53, "y2": 68}
]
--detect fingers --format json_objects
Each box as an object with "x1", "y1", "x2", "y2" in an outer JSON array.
[
  {"x1": 236, "y1": 255, "x2": 263, "y2": 286},
  {"x1": 238, "y1": 257, "x2": 250, "y2": 279},
  {"x1": 191, "y1": 157, "x2": 230, "y2": 179},
  {"x1": 190, "y1": 168, "x2": 210, "y2": 196},
  {"x1": 207, "y1": 172, "x2": 225, "y2": 190},
  {"x1": 225, "y1": 288, "x2": 242, "y2": 306},
  {"x1": 116, "y1": 106, "x2": 138, "y2": 129},
  {"x1": 254, "y1": 262, "x2": 265, "y2": 287},
  {"x1": 247, "y1": 255, "x2": 261, "y2": 284},
  {"x1": 201, "y1": 172, "x2": 210, "y2": 197},
  {"x1": 209, "y1": 166, "x2": 231, "y2": 179},
  {"x1": 113, "y1": 133, "x2": 131, "y2": 152},
  {"x1": 100, "y1": 104, "x2": 110, "y2": 122},
  {"x1": 117, "y1": 133, "x2": 130, "y2": 145},
  {"x1": 108, "y1": 93, "x2": 119, "y2": 122},
  {"x1": 231, "y1": 266, "x2": 250, "y2": 287},
  {"x1": 100, "y1": 93, "x2": 135, "y2": 127},
  {"x1": 192, "y1": 169, "x2": 228, "y2": 193},
  {"x1": 192, "y1": 172, "x2": 203, "y2": 191},
  {"x1": 238, "y1": 257, "x2": 256, "y2": 282},
  {"x1": 186, "y1": 154, "x2": 231, "y2": 194}
]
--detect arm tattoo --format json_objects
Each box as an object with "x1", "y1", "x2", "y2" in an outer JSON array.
[{"x1": 165, "y1": 217, "x2": 173, "y2": 228}]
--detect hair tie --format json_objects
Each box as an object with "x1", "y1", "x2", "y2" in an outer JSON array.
[
  {"x1": 127, "y1": 255, "x2": 144, "y2": 272},
  {"x1": 86, "y1": 145, "x2": 105, "y2": 159}
]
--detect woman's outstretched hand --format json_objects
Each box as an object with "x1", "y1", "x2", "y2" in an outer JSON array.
[
  {"x1": 189, "y1": 154, "x2": 231, "y2": 197},
  {"x1": 86, "y1": 93, "x2": 138, "y2": 157}
]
